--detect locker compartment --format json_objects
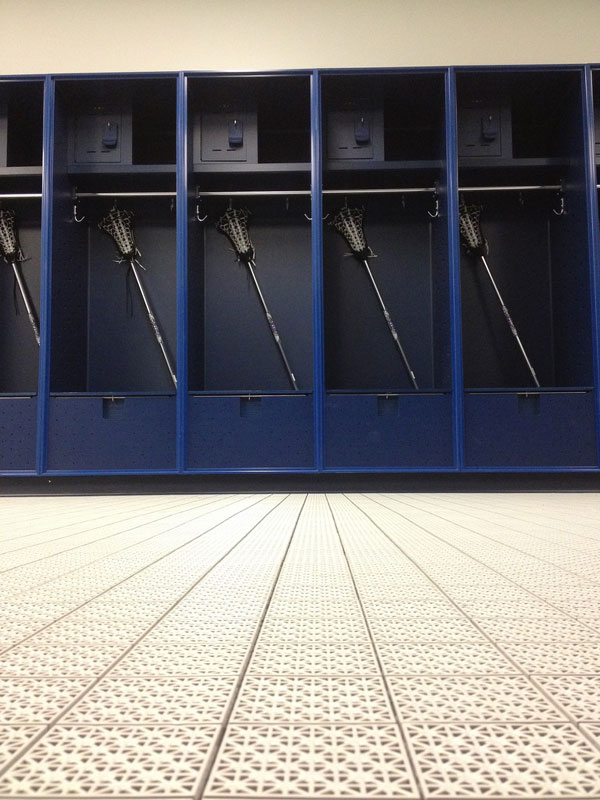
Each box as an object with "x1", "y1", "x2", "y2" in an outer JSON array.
[
  {"x1": 47, "y1": 395, "x2": 175, "y2": 471},
  {"x1": 187, "y1": 74, "x2": 314, "y2": 470},
  {"x1": 458, "y1": 70, "x2": 593, "y2": 391},
  {"x1": 325, "y1": 393, "x2": 453, "y2": 468},
  {"x1": 0, "y1": 397, "x2": 37, "y2": 472},
  {"x1": 47, "y1": 77, "x2": 177, "y2": 472},
  {"x1": 464, "y1": 391, "x2": 597, "y2": 468},
  {"x1": 187, "y1": 394, "x2": 314, "y2": 469},
  {"x1": 321, "y1": 71, "x2": 453, "y2": 469},
  {"x1": 0, "y1": 80, "x2": 44, "y2": 472}
]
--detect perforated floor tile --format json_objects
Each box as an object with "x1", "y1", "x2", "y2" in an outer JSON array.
[
  {"x1": 0, "y1": 678, "x2": 90, "y2": 725},
  {"x1": 61, "y1": 676, "x2": 236, "y2": 725},
  {"x1": 534, "y1": 676, "x2": 600, "y2": 722},
  {"x1": 388, "y1": 675, "x2": 567, "y2": 722},
  {"x1": 405, "y1": 723, "x2": 600, "y2": 798},
  {"x1": 231, "y1": 676, "x2": 395, "y2": 723},
  {"x1": 499, "y1": 643, "x2": 600, "y2": 674},
  {"x1": 0, "y1": 725, "x2": 219, "y2": 797},
  {"x1": 204, "y1": 724, "x2": 419, "y2": 798},
  {"x1": 0, "y1": 643, "x2": 126, "y2": 677},
  {"x1": 110, "y1": 642, "x2": 252, "y2": 677},
  {"x1": 376, "y1": 642, "x2": 519, "y2": 675},
  {"x1": 0, "y1": 727, "x2": 44, "y2": 771},
  {"x1": 247, "y1": 640, "x2": 380, "y2": 675}
]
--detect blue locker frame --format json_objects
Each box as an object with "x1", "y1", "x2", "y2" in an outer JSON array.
[
  {"x1": 0, "y1": 65, "x2": 598, "y2": 476},
  {"x1": 0, "y1": 76, "x2": 45, "y2": 473}
]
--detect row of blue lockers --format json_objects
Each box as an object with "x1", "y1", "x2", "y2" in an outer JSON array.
[{"x1": 1, "y1": 66, "x2": 599, "y2": 473}]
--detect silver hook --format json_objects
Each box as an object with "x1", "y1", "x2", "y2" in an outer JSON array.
[
  {"x1": 72, "y1": 201, "x2": 85, "y2": 223},
  {"x1": 169, "y1": 198, "x2": 175, "y2": 214},
  {"x1": 196, "y1": 204, "x2": 208, "y2": 223},
  {"x1": 304, "y1": 212, "x2": 330, "y2": 222},
  {"x1": 553, "y1": 191, "x2": 565, "y2": 216},
  {"x1": 427, "y1": 193, "x2": 440, "y2": 219}
]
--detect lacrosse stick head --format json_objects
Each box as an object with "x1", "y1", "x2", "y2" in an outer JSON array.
[
  {"x1": 99, "y1": 207, "x2": 137, "y2": 261},
  {"x1": 329, "y1": 206, "x2": 373, "y2": 260},
  {"x1": 0, "y1": 209, "x2": 24, "y2": 263},
  {"x1": 458, "y1": 201, "x2": 488, "y2": 257},
  {"x1": 216, "y1": 207, "x2": 255, "y2": 263}
]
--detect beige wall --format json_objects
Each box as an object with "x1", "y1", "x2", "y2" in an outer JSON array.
[{"x1": 1, "y1": 0, "x2": 599, "y2": 76}]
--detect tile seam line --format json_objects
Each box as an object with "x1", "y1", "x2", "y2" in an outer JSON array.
[
  {"x1": 0, "y1": 494, "x2": 209, "y2": 555},
  {"x1": 0, "y1": 495, "x2": 239, "y2": 574},
  {"x1": 364, "y1": 493, "x2": 600, "y2": 606},
  {"x1": 400, "y1": 492, "x2": 600, "y2": 538},
  {"x1": 0, "y1": 492, "x2": 292, "y2": 781},
  {"x1": 392, "y1": 492, "x2": 600, "y2": 549},
  {"x1": 0, "y1": 494, "x2": 262, "y2": 654},
  {"x1": 325, "y1": 494, "x2": 424, "y2": 800},
  {"x1": 342, "y1": 493, "x2": 600, "y2": 747},
  {"x1": 192, "y1": 493, "x2": 309, "y2": 800}
]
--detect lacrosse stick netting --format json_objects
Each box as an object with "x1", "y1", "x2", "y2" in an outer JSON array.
[{"x1": 0, "y1": 209, "x2": 41, "y2": 346}]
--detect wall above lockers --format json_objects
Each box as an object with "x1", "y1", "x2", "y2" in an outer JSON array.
[{"x1": 2, "y1": 0, "x2": 600, "y2": 76}]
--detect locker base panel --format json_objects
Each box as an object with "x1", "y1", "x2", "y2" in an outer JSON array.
[
  {"x1": 325, "y1": 392, "x2": 454, "y2": 469},
  {"x1": 0, "y1": 396, "x2": 38, "y2": 471},
  {"x1": 464, "y1": 390, "x2": 598, "y2": 468}
]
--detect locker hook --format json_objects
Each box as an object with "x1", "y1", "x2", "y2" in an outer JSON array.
[
  {"x1": 72, "y1": 200, "x2": 85, "y2": 224},
  {"x1": 303, "y1": 212, "x2": 330, "y2": 222},
  {"x1": 196, "y1": 203, "x2": 208, "y2": 223},
  {"x1": 427, "y1": 192, "x2": 440, "y2": 218},
  {"x1": 553, "y1": 191, "x2": 565, "y2": 216}
]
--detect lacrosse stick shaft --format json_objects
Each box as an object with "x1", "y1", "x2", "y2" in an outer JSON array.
[
  {"x1": 361, "y1": 259, "x2": 419, "y2": 390},
  {"x1": 10, "y1": 260, "x2": 40, "y2": 346},
  {"x1": 247, "y1": 260, "x2": 298, "y2": 391},
  {"x1": 479, "y1": 255, "x2": 540, "y2": 388},
  {"x1": 129, "y1": 260, "x2": 177, "y2": 389}
]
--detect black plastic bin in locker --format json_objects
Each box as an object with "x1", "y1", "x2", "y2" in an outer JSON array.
[
  {"x1": 46, "y1": 77, "x2": 178, "y2": 472},
  {"x1": 457, "y1": 69, "x2": 598, "y2": 468},
  {"x1": 186, "y1": 75, "x2": 315, "y2": 470},
  {"x1": 0, "y1": 80, "x2": 44, "y2": 472},
  {"x1": 321, "y1": 72, "x2": 454, "y2": 469}
]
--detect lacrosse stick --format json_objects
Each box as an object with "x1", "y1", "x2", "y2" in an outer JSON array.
[
  {"x1": 458, "y1": 201, "x2": 540, "y2": 388},
  {"x1": 0, "y1": 209, "x2": 40, "y2": 346},
  {"x1": 99, "y1": 207, "x2": 177, "y2": 389},
  {"x1": 329, "y1": 206, "x2": 419, "y2": 389},
  {"x1": 216, "y1": 207, "x2": 298, "y2": 391}
]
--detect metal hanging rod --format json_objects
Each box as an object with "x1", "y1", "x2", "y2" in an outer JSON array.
[
  {"x1": 195, "y1": 184, "x2": 563, "y2": 199},
  {"x1": 74, "y1": 191, "x2": 176, "y2": 198},
  {"x1": 0, "y1": 193, "x2": 43, "y2": 199}
]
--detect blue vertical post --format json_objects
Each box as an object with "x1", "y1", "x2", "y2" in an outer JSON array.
[
  {"x1": 310, "y1": 70, "x2": 325, "y2": 471},
  {"x1": 582, "y1": 66, "x2": 600, "y2": 466},
  {"x1": 176, "y1": 72, "x2": 188, "y2": 473},
  {"x1": 446, "y1": 67, "x2": 464, "y2": 470},
  {"x1": 36, "y1": 75, "x2": 54, "y2": 475}
]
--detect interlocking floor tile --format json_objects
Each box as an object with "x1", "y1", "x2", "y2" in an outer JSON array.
[
  {"x1": 110, "y1": 642, "x2": 252, "y2": 676},
  {"x1": 376, "y1": 642, "x2": 518, "y2": 675},
  {"x1": 0, "y1": 725, "x2": 219, "y2": 797},
  {"x1": 534, "y1": 676, "x2": 600, "y2": 722},
  {"x1": 388, "y1": 675, "x2": 566, "y2": 722},
  {"x1": 0, "y1": 726, "x2": 44, "y2": 770},
  {"x1": 476, "y1": 616, "x2": 600, "y2": 642},
  {"x1": 405, "y1": 723, "x2": 600, "y2": 798},
  {"x1": 367, "y1": 615, "x2": 486, "y2": 642},
  {"x1": 204, "y1": 724, "x2": 419, "y2": 798},
  {"x1": 247, "y1": 640, "x2": 380, "y2": 675},
  {"x1": 0, "y1": 643, "x2": 125, "y2": 677},
  {"x1": 0, "y1": 678, "x2": 90, "y2": 725},
  {"x1": 500, "y1": 643, "x2": 600, "y2": 674},
  {"x1": 231, "y1": 676, "x2": 395, "y2": 723},
  {"x1": 61, "y1": 676, "x2": 236, "y2": 725}
]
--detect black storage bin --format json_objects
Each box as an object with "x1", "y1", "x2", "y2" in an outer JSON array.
[
  {"x1": 321, "y1": 72, "x2": 454, "y2": 469},
  {"x1": 187, "y1": 75, "x2": 314, "y2": 470},
  {"x1": 457, "y1": 69, "x2": 598, "y2": 468}
]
